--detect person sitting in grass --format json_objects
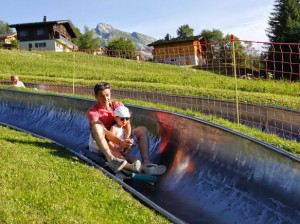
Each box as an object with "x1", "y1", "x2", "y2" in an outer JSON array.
[
  {"x1": 87, "y1": 82, "x2": 166, "y2": 175},
  {"x1": 10, "y1": 75, "x2": 26, "y2": 88}
]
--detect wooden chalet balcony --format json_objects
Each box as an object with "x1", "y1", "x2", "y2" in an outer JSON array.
[{"x1": 56, "y1": 34, "x2": 77, "y2": 50}]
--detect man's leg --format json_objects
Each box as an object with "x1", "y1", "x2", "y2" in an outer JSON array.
[
  {"x1": 91, "y1": 123, "x2": 114, "y2": 160},
  {"x1": 91, "y1": 123, "x2": 127, "y2": 171},
  {"x1": 134, "y1": 126, "x2": 167, "y2": 175},
  {"x1": 134, "y1": 126, "x2": 150, "y2": 163}
]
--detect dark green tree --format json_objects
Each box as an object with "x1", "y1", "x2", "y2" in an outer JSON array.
[
  {"x1": 177, "y1": 24, "x2": 194, "y2": 38},
  {"x1": 201, "y1": 29, "x2": 224, "y2": 43},
  {"x1": 77, "y1": 26, "x2": 100, "y2": 50},
  {"x1": 107, "y1": 37, "x2": 136, "y2": 59},
  {"x1": 200, "y1": 30, "x2": 234, "y2": 68},
  {"x1": 69, "y1": 22, "x2": 83, "y2": 47},
  {"x1": 0, "y1": 20, "x2": 17, "y2": 49},
  {"x1": 200, "y1": 29, "x2": 263, "y2": 77},
  {"x1": 164, "y1": 33, "x2": 172, "y2": 40},
  {"x1": 10, "y1": 39, "x2": 19, "y2": 48},
  {"x1": 266, "y1": 0, "x2": 300, "y2": 80},
  {"x1": 0, "y1": 20, "x2": 12, "y2": 34}
]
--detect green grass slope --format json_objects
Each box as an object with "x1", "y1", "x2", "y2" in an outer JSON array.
[
  {"x1": 0, "y1": 49, "x2": 299, "y2": 110},
  {"x1": 0, "y1": 126, "x2": 168, "y2": 223}
]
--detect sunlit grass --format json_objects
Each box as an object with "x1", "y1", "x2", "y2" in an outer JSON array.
[
  {"x1": 0, "y1": 125, "x2": 168, "y2": 223},
  {"x1": 0, "y1": 49, "x2": 299, "y2": 110}
]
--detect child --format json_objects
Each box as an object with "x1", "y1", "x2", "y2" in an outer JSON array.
[{"x1": 108, "y1": 106, "x2": 142, "y2": 173}]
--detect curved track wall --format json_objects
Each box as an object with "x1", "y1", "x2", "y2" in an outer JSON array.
[
  {"x1": 1, "y1": 88, "x2": 299, "y2": 224},
  {"x1": 2, "y1": 81, "x2": 299, "y2": 141}
]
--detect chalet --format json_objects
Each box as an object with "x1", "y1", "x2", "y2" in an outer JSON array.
[
  {"x1": 148, "y1": 35, "x2": 206, "y2": 66},
  {"x1": 9, "y1": 16, "x2": 77, "y2": 52},
  {"x1": 0, "y1": 33, "x2": 17, "y2": 44}
]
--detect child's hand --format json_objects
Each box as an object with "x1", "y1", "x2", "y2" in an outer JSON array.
[
  {"x1": 126, "y1": 138, "x2": 134, "y2": 145},
  {"x1": 122, "y1": 138, "x2": 134, "y2": 154}
]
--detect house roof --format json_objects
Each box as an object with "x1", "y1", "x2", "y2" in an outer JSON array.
[
  {"x1": 148, "y1": 35, "x2": 206, "y2": 47},
  {"x1": 0, "y1": 33, "x2": 17, "y2": 39},
  {"x1": 9, "y1": 20, "x2": 77, "y2": 38}
]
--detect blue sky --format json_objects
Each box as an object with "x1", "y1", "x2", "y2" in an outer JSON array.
[{"x1": 2, "y1": 0, "x2": 274, "y2": 42}]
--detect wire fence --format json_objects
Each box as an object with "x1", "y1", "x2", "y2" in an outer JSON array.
[{"x1": 0, "y1": 38, "x2": 299, "y2": 142}]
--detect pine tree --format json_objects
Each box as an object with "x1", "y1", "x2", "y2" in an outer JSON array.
[
  {"x1": 267, "y1": 0, "x2": 300, "y2": 42},
  {"x1": 177, "y1": 24, "x2": 194, "y2": 38},
  {"x1": 266, "y1": 0, "x2": 300, "y2": 80}
]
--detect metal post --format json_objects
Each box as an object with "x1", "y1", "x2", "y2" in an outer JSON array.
[
  {"x1": 231, "y1": 34, "x2": 240, "y2": 124},
  {"x1": 72, "y1": 47, "x2": 75, "y2": 94}
]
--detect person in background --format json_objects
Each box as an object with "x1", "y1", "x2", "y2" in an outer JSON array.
[
  {"x1": 10, "y1": 75, "x2": 26, "y2": 88},
  {"x1": 87, "y1": 82, "x2": 166, "y2": 175}
]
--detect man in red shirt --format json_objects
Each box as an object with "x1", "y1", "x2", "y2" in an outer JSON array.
[{"x1": 87, "y1": 82, "x2": 166, "y2": 174}]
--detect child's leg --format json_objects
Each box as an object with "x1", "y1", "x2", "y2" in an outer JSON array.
[
  {"x1": 124, "y1": 153, "x2": 137, "y2": 163},
  {"x1": 111, "y1": 147, "x2": 141, "y2": 173},
  {"x1": 110, "y1": 147, "x2": 125, "y2": 160},
  {"x1": 123, "y1": 160, "x2": 142, "y2": 173}
]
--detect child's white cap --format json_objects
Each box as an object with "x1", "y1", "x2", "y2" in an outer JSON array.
[{"x1": 114, "y1": 106, "x2": 131, "y2": 117}]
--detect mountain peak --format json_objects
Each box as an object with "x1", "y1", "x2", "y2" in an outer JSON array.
[
  {"x1": 94, "y1": 22, "x2": 156, "y2": 55},
  {"x1": 96, "y1": 23, "x2": 114, "y2": 34}
]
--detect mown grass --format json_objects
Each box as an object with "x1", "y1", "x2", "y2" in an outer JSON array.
[
  {"x1": 0, "y1": 49, "x2": 299, "y2": 110},
  {"x1": 0, "y1": 125, "x2": 168, "y2": 223}
]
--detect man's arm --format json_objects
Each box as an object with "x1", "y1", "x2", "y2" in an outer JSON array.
[
  {"x1": 90, "y1": 120, "x2": 120, "y2": 143},
  {"x1": 90, "y1": 120, "x2": 132, "y2": 148},
  {"x1": 104, "y1": 127, "x2": 133, "y2": 148},
  {"x1": 107, "y1": 126, "x2": 119, "y2": 150}
]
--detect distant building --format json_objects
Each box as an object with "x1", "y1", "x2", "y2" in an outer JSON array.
[
  {"x1": 0, "y1": 33, "x2": 17, "y2": 44},
  {"x1": 148, "y1": 35, "x2": 206, "y2": 66},
  {"x1": 9, "y1": 16, "x2": 77, "y2": 52}
]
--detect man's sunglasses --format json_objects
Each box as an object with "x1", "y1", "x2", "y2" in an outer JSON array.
[{"x1": 120, "y1": 117, "x2": 130, "y2": 121}]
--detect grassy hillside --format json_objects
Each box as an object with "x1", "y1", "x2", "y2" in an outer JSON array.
[
  {"x1": 0, "y1": 125, "x2": 168, "y2": 223},
  {"x1": 0, "y1": 49, "x2": 299, "y2": 110},
  {"x1": 0, "y1": 49, "x2": 299, "y2": 154}
]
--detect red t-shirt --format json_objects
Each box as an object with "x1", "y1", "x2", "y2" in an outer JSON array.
[{"x1": 87, "y1": 101, "x2": 123, "y2": 129}]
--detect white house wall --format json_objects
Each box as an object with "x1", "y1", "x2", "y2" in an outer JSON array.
[
  {"x1": 19, "y1": 40, "x2": 72, "y2": 52},
  {"x1": 154, "y1": 54, "x2": 199, "y2": 66}
]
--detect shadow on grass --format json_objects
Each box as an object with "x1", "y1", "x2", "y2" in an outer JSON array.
[{"x1": 2, "y1": 136, "x2": 86, "y2": 165}]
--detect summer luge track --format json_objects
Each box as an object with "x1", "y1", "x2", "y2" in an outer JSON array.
[{"x1": 1, "y1": 88, "x2": 300, "y2": 223}]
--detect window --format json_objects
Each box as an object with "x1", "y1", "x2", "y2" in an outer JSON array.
[
  {"x1": 37, "y1": 29, "x2": 44, "y2": 36},
  {"x1": 35, "y1": 42, "x2": 46, "y2": 48},
  {"x1": 19, "y1": 31, "x2": 28, "y2": 37}
]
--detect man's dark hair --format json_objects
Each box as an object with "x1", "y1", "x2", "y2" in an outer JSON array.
[{"x1": 94, "y1": 82, "x2": 110, "y2": 95}]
